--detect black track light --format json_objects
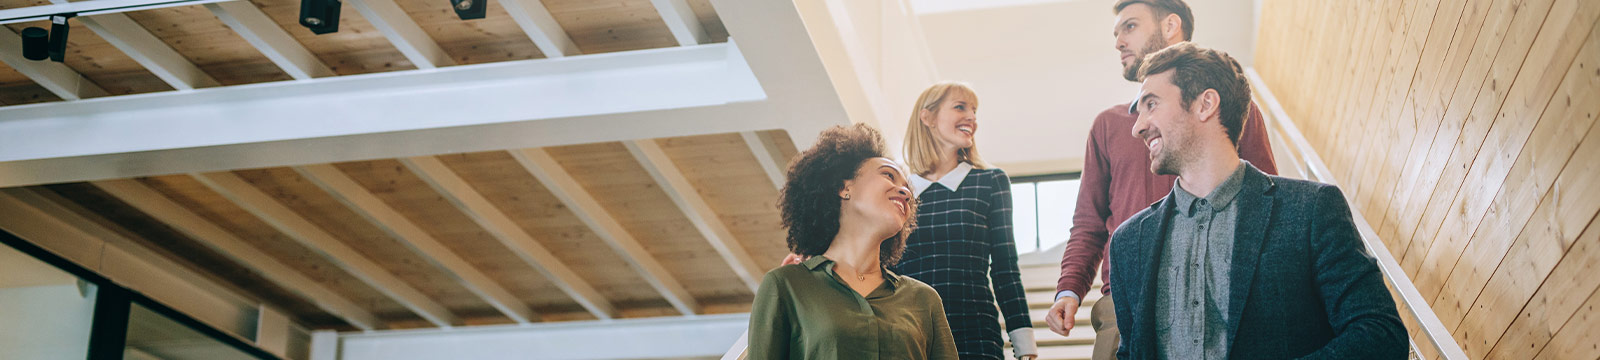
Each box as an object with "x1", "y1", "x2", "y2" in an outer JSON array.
[
  {"x1": 48, "y1": 14, "x2": 70, "y2": 62},
  {"x1": 449, "y1": 0, "x2": 485, "y2": 20},
  {"x1": 299, "y1": 0, "x2": 341, "y2": 34},
  {"x1": 21, "y1": 27, "x2": 48, "y2": 61},
  {"x1": 17, "y1": 14, "x2": 71, "y2": 62}
]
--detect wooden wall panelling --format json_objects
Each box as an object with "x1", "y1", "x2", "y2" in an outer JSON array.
[
  {"x1": 1425, "y1": 0, "x2": 1600, "y2": 327},
  {"x1": 247, "y1": 0, "x2": 415, "y2": 74},
  {"x1": 1407, "y1": 0, "x2": 1562, "y2": 299},
  {"x1": 1393, "y1": 0, "x2": 1537, "y2": 277},
  {"x1": 1478, "y1": 198, "x2": 1600, "y2": 359},
  {"x1": 331, "y1": 159, "x2": 577, "y2": 318},
  {"x1": 1326, "y1": 0, "x2": 1393, "y2": 186},
  {"x1": 541, "y1": 0, "x2": 678, "y2": 54},
  {"x1": 1343, "y1": 0, "x2": 1427, "y2": 203},
  {"x1": 389, "y1": 0, "x2": 544, "y2": 65},
  {"x1": 1528, "y1": 284, "x2": 1600, "y2": 360},
  {"x1": 514, "y1": 146, "x2": 709, "y2": 315},
  {"x1": 1350, "y1": 0, "x2": 1439, "y2": 219},
  {"x1": 1376, "y1": 0, "x2": 1497, "y2": 261},
  {"x1": 1452, "y1": 36, "x2": 1600, "y2": 356},
  {"x1": 121, "y1": 4, "x2": 293, "y2": 85},
  {"x1": 402, "y1": 155, "x2": 621, "y2": 320},
  {"x1": 1360, "y1": 0, "x2": 1472, "y2": 247}
]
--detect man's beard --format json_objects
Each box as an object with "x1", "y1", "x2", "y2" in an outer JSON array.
[{"x1": 1123, "y1": 32, "x2": 1169, "y2": 82}]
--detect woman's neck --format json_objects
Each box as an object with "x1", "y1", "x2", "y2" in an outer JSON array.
[
  {"x1": 824, "y1": 225, "x2": 884, "y2": 276},
  {"x1": 925, "y1": 147, "x2": 962, "y2": 180}
]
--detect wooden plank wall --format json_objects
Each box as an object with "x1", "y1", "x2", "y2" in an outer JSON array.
[{"x1": 1255, "y1": 0, "x2": 1600, "y2": 358}]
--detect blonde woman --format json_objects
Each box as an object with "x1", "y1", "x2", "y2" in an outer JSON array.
[{"x1": 896, "y1": 82, "x2": 1035, "y2": 360}]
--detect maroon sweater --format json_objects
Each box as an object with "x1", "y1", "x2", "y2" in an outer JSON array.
[{"x1": 1056, "y1": 102, "x2": 1278, "y2": 298}]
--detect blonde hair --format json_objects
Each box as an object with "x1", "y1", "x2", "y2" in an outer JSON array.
[{"x1": 904, "y1": 81, "x2": 989, "y2": 177}]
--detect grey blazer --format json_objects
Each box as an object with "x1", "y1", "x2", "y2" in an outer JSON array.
[{"x1": 1109, "y1": 163, "x2": 1408, "y2": 359}]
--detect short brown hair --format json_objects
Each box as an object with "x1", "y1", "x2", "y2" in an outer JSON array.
[
  {"x1": 1113, "y1": 0, "x2": 1194, "y2": 41},
  {"x1": 779, "y1": 123, "x2": 915, "y2": 266},
  {"x1": 1137, "y1": 42, "x2": 1251, "y2": 145}
]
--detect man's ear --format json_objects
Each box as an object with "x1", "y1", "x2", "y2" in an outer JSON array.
[
  {"x1": 1195, "y1": 89, "x2": 1220, "y2": 122},
  {"x1": 1163, "y1": 13, "x2": 1182, "y2": 42}
]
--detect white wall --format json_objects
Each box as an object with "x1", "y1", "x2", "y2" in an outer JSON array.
[
  {"x1": 0, "y1": 284, "x2": 97, "y2": 360},
  {"x1": 910, "y1": 0, "x2": 1258, "y2": 175}
]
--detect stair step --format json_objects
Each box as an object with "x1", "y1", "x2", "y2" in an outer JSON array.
[{"x1": 1006, "y1": 345, "x2": 1095, "y2": 360}]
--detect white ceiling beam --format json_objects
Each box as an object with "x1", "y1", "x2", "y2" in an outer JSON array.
[
  {"x1": 191, "y1": 171, "x2": 460, "y2": 328},
  {"x1": 0, "y1": 28, "x2": 108, "y2": 100},
  {"x1": 510, "y1": 148, "x2": 700, "y2": 316},
  {"x1": 624, "y1": 139, "x2": 762, "y2": 291},
  {"x1": 53, "y1": 0, "x2": 221, "y2": 91},
  {"x1": 400, "y1": 156, "x2": 618, "y2": 320},
  {"x1": 740, "y1": 131, "x2": 787, "y2": 190},
  {"x1": 498, "y1": 0, "x2": 579, "y2": 57},
  {"x1": 651, "y1": 0, "x2": 707, "y2": 46},
  {"x1": 205, "y1": 1, "x2": 335, "y2": 80},
  {"x1": 346, "y1": 0, "x2": 454, "y2": 69},
  {"x1": 0, "y1": 43, "x2": 758, "y2": 175},
  {"x1": 0, "y1": 0, "x2": 236, "y2": 23},
  {"x1": 293, "y1": 164, "x2": 537, "y2": 324},
  {"x1": 337, "y1": 314, "x2": 749, "y2": 360},
  {"x1": 90, "y1": 178, "x2": 383, "y2": 331}
]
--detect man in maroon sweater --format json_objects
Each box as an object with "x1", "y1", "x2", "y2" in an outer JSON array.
[{"x1": 1043, "y1": 1, "x2": 1278, "y2": 359}]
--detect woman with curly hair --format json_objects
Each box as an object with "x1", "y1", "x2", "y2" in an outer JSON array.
[
  {"x1": 747, "y1": 123, "x2": 958, "y2": 360},
  {"x1": 897, "y1": 82, "x2": 1035, "y2": 360}
]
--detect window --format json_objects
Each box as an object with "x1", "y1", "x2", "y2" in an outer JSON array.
[{"x1": 1010, "y1": 173, "x2": 1081, "y2": 254}]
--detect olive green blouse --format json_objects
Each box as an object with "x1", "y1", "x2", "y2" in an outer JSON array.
[{"x1": 747, "y1": 255, "x2": 958, "y2": 360}]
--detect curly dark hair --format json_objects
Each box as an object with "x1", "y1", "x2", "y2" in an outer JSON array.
[{"x1": 779, "y1": 123, "x2": 917, "y2": 266}]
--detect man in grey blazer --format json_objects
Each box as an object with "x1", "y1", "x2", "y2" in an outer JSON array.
[{"x1": 1109, "y1": 42, "x2": 1408, "y2": 359}]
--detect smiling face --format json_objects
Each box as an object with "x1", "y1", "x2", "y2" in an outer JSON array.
[
  {"x1": 1131, "y1": 70, "x2": 1196, "y2": 176},
  {"x1": 920, "y1": 91, "x2": 978, "y2": 153},
  {"x1": 1113, "y1": 3, "x2": 1172, "y2": 82},
  {"x1": 840, "y1": 157, "x2": 914, "y2": 236}
]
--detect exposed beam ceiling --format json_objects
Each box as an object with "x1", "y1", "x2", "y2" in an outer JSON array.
[
  {"x1": 205, "y1": 1, "x2": 336, "y2": 80},
  {"x1": 625, "y1": 140, "x2": 763, "y2": 291},
  {"x1": 346, "y1": 0, "x2": 455, "y2": 69}
]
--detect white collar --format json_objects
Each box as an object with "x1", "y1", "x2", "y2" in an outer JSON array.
[{"x1": 910, "y1": 162, "x2": 973, "y2": 194}]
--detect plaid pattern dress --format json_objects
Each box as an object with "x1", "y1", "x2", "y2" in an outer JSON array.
[{"x1": 892, "y1": 164, "x2": 1031, "y2": 360}]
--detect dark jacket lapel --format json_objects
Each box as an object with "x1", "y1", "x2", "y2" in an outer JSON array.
[
  {"x1": 1134, "y1": 196, "x2": 1174, "y2": 357},
  {"x1": 1225, "y1": 164, "x2": 1275, "y2": 347}
]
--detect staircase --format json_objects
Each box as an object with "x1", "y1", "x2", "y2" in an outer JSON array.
[{"x1": 1004, "y1": 263, "x2": 1103, "y2": 360}]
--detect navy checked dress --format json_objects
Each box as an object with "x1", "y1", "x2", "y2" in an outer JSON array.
[{"x1": 891, "y1": 163, "x2": 1032, "y2": 360}]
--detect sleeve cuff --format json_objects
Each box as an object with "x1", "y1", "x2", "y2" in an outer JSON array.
[
  {"x1": 1008, "y1": 328, "x2": 1038, "y2": 358},
  {"x1": 1054, "y1": 290, "x2": 1080, "y2": 303}
]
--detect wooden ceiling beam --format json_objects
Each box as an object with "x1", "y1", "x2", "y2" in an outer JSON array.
[
  {"x1": 510, "y1": 148, "x2": 700, "y2": 316},
  {"x1": 90, "y1": 179, "x2": 382, "y2": 330},
  {"x1": 498, "y1": 0, "x2": 579, "y2": 57},
  {"x1": 205, "y1": 1, "x2": 336, "y2": 80},
  {"x1": 192, "y1": 171, "x2": 460, "y2": 328},
  {"x1": 294, "y1": 164, "x2": 537, "y2": 324},
  {"x1": 400, "y1": 155, "x2": 618, "y2": 320},
  {"x1": 651, "y1": 0, "x2": 708, "y2": 46},
  {"x1": 48, "y1": 0, "x2": 221, "y2": 91},
  {"x1": 624, "y1": 139, "x2": 762, "y2": 291},
  {"x1": 0, "y1": 28, "x2": 108, "y2": 100},
  {"x1": 740, "y1": 131, "x2": 787, "y2": 190},
  {"x1": 346, "y1": 0, "x2": 455, "y2": 69}
]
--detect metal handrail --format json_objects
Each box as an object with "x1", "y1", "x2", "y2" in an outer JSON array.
[{"x1": 1245, "y1": 67, "x2": 1468, "y2": 360}]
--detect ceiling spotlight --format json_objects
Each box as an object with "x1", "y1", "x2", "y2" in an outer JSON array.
[
  {"x1": 449, "y1": 0, "x2": 485, "y2": 20},
  {"x1": 21, "y1": 26, "x2": 47, "y2": 61},
  {"x1": 299, "y1": 0, "x2": 341, "y2": 34},
  {"x1": 17, "y1": 14, "x2": 70, "y2": 62}
]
